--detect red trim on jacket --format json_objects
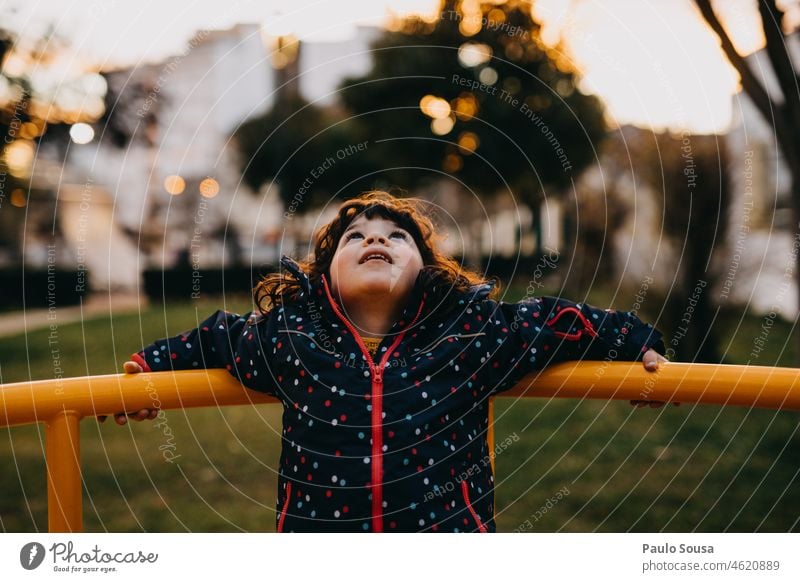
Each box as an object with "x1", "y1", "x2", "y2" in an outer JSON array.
[
  {"x1": 546, "y1": 306, "x2": 598, "y2": 341},
  {"x1": 321, "y1": 274, "x2": 424, "y2": 532},
  {"x1": 131, "y1": 353, "x2": 152, "y2": 372},
  {"x1": 277, "y1": 481, "x2": 292, "y2": 532},
  {"x1": 461, "y1": 480, "x2": 487, "y2": 533}
]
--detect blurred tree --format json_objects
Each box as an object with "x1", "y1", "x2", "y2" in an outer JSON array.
[
  {"x1": 561, "y1": 148, "x2": 628, "y2": 295},
  {"x1": 638, "y1": 132, "x2": 731, "y2": 363},
  {"x1": 338, "y1": 0, "x2": 606, "y2": 264},
  {"x1": 95, "y1": 71, "x2": 160, "y2": 150},
  {"x1": 234, "y1": 32, "x2": 378, "y2": 212},
  {"x1": 694, "y1": 0, "x2": 800, "y2": 360},
  {"x1": 0, "y1": 25, "x2": 107, "y2": 260},
  {"x1": 234, "y1": 93, "x2": 376, "y2": 209},
  {"x1": 1, "y1": 27, "x2": 39, "y2": 260}
]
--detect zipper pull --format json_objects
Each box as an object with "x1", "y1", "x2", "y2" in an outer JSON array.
[{"x1": 372, "y1": 364, "x2": 383, "y2": 384}]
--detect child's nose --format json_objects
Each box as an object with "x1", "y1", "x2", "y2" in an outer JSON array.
[{"x1": 365, "y1": 233, "x2": 388, "y2": 245}]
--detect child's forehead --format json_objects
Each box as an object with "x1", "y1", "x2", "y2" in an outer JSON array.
[{"x1": 344, "y1": 215, "x2": 402, "y2": 230}]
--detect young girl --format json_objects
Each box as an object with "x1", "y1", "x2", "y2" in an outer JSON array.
[{"x1": 117, "y1": 191, "x2": 665, "y2": 532}]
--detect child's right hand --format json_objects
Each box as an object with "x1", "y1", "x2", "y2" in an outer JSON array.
[
  {"x1": 630, "y1": 350, "x2": 680, "y2": 408},
  {"x1": 97, "y1": 361, "x2": 160, "y2": 425}
]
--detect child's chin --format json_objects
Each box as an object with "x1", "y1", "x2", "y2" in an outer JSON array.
[
  {"x1": 357, "y1": 279, "x2": 394, "y2": 294},
  {"x1": 353, "y1": 276, "x2": 407, "y2": 296}
]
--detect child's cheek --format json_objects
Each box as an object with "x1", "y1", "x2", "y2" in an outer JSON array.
[
  {"x1": 328, "y1": 256, "x2": 344, "y2": 293},
  {"x1": 391, "y1": 260, "x2": 420, "y2": 290}
]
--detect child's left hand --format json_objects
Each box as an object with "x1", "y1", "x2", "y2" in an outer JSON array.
[
  {"x1": 642, "y1": 348, "x2": 666, "y2": 372},
  {"x1": 97, "y1": 361, "x2": 160, "y2": 425},
  {"x1": 630, "y1": 349, "x2": 679, "y2": 408}
]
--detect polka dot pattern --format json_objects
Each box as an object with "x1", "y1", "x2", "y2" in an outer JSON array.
[{"x1": 135, "y1": 255, "x2": 664, "y2": 532}]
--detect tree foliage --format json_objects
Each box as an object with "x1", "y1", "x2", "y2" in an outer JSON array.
[
  {"x1": 234, "y1": 0, "x2": 607, "y2": 221},
  {"x1": 338, "y1": 0, "x2": 606, "y2": 204},
  {"x1": 1, "y1": 28, "x2": 39, "y2": 255},
  {"x1": 234, "y1": 94, "x2": 377, "y2": 207},
  {"x1": 0, "y1": 25, "x2": 109, "y2": 256}
]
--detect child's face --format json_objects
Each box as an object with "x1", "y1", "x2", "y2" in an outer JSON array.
[{"x1": 329, "y1": 215, "x2": 424, "y2": 307}]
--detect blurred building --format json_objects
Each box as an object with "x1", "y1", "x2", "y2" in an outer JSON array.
[
  {"x1": 57, "y1": 23, "x2": 391, "y2": 293},
  {"x1": 298, "y1": 26, "x2": 382, "y2": 106},
  {"x1": 64, "y1": 23, "x2": 283, "y2": 292}
]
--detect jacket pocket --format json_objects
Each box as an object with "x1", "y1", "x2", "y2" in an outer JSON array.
[
  {"x1": 461, "y1": 480, "x2": 487, "y2": 533},
  {"x1": 277, "y1": 481, "x2": 292, "y2": 533}
]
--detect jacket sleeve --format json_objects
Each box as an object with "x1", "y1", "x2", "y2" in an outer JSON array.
[
  {"x1": 479, "y1": 296, "x2": 665, "y2": 393},
  {"x1": 130, "y1": 309, "x2": 282, "y2": 395}
]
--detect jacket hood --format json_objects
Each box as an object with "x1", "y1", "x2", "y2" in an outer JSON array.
[{"x1": 279, "y1": 255, "x2": 313, "y2": 297}]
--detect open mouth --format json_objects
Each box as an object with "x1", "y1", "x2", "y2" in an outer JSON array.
[{"x1": 359, "y1": 251, "x2": 392, "y2": 264}]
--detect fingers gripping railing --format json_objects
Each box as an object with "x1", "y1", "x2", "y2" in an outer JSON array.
[{"x1": 1, "y1": 362, "x2": 799, "y2": 532}]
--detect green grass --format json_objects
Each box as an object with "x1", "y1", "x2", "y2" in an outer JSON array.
[{"x1": 1, "y1": 295, "x2": 799, "y2": 532}]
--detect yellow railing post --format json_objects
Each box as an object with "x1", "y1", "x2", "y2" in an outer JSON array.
[{"x1": 45, "y1": 411, "x2": 82, "y2": 532}]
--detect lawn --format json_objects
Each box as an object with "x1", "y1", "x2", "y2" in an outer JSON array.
[{"x1": 1, "y1": 292, "x2": 798, "y2": 532}]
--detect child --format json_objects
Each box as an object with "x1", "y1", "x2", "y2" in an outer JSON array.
[{"x1": 116, "y1": 191, "x2": 666, "y2": 532}]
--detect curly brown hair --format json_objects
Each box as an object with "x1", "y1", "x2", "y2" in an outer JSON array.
[{"x1": 254, "y1": 191, "x2": 499, "y2": 313}]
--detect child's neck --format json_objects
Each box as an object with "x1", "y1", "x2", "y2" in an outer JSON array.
[{"x1": 344, "y1": 296, "x2": 405, "y2": 339}]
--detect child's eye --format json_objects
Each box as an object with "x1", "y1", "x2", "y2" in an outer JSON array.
[
  {"x1": 345, "y1": 231, "x2": 363, "y2": 241},
  {"x1": 390, "y1": 230, "x2": 407, "y2": 239}
]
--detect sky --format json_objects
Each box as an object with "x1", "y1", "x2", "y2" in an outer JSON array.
[
  {"x1": 0, "y1": 0, "x2": 784, "y2": 133},
  {"x1": 533, "y1": 0, "x2": 762, "y2": 133}
]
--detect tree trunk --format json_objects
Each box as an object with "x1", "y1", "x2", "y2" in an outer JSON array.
[{"x1": 684, "y1": 251, "x2": 719, "y2": 363}]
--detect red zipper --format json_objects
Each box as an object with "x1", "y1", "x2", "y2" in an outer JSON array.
[
  {"x1": 322, "y1": 274, "x2": 424, "y2": 532},
  {"x1": 461, "y1": 480, "x2": 487, "y2": 533},
  {"x1": 546, "y1": 306, "x2": 598, "y2": 341},
  {"x1": 277, "y1": 481, "x2": 292, "y2": 533}
]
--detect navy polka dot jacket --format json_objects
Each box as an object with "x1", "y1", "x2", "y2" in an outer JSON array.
[{"x1": 133, "y1": 256, "x2": 664, "y2": 532}]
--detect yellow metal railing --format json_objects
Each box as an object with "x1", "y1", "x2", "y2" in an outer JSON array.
[{"x1": 2, "y1": 362, "x2": 799, "y2": 532}]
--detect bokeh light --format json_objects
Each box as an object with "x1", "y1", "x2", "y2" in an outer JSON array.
[
  {"x1": 457, "y1": 131, "x2": 479, "y2": 154},
  {"x1": 453, "y1": 93, "x2": 479, "y2": 121},
  {"x1": 443, "y1": 153, "x2": 462, "y2": 172},
  {"x1": 9, "y1": 188, "x2": 27, "y2": 208},
  {"x1": 430, "y1": 116, "x2": 455, "y2": 135},
  {"x1": 164, "y1": 175, "x2": 186, "y2": 195},
  {"x1": 478, "y1": 66, "x2": 498, "y2": 85},
  {"x1": 4, "y1": 140, "x2": 34, "y2": 178},
  {"x1": 420, "y1": 95, "x2": 451, "y2": 119},
  {"x1": 69, "y1": 123, "x2": 95, "y2": 144},
  {"x1": 457, "y1": 42, "x2": 493, "y2": 67},
  {"x1": 199, "y1": 177, "x2": 220, "y2": 198}
]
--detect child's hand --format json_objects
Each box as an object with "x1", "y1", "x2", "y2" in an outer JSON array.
[
  {"x1": 97, "y1": 361, "x2": 160, "y2": 425},
  {"x1": 98, "y1": 409, "x2": 159, "y2": 425},
  {"x1": 631, "y1": 349, "x2": 680, "y2": 408},
  {"x1": 123, "y1": 360, "x2": 144, "y2": 374},
  {"x1": 642, "y1": 349, "x2": 666, "y2": 372}
]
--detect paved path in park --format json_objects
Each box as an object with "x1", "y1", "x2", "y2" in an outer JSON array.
[{"x1": 0, "y1": 294, "x2": 143, "y2": 338}]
